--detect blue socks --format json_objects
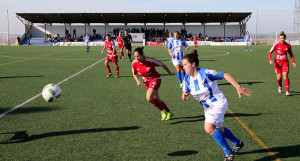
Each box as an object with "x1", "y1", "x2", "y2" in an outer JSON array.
[
  {"x1": 177, "y1": 72, "x2": 182, "y2": 84},
  {"x1": 250, "y1": 46, "x2": 253, "y2": 51},
  {"x1": 86, "y1": 47, "x2": 89, "y2": 51},
  {"x1": 181, "y1": 71, "x2": 185, "y2": 82},
  {"x1": 223, "y1": 127, "x2": 240, "y2": 147},
  {"x1": 245, "y1": 46, "x2": 248, "y2": 50},
  {"x1": 211, "y1": 129, "x2": 232, "y2": 155}
]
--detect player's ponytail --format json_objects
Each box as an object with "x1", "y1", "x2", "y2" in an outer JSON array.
[
  {"x1": 183, "y1": 53, "x2": 199, "y2": 67},
  {"x1": 134, "y1": 47, "x2": 145, "y2": 56},
  {"x1": 191, "y1": 49, "x2": 198, "y2": 56},
  {"x1": 280, "y1": 31, "x2": 286, "y2": 39}
]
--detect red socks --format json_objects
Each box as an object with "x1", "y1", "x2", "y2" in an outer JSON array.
[
  {"x1": 105, "y1": 64, "x2": 111, "y2": 73},
  {"x1": 150, "y1": 99, "x2": 170, "y2": 112},
  {"x1": 277, "y1": 78, "x2": 282, "y2": 87},
  {"x1": 284, "y1": 79, "x2": 289, "y2": 92},
  {"x1": 116, "y1": 66, "x2": 119, "y2": 75}
]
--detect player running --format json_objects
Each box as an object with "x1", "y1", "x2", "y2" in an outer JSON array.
[
  {"x1": 168, "y1": 31, "x2": 190, "y2": 88},
  {"x1": 193, "y1": 35, "x2": 198, "y2": 48},
  {"x1": 244, "y1": 31, "x2": 252, "y2": 52},
  {"x1": 123, "y1": 30, "x2": 133, "y2": 62},
  {"x1": 132, "y1": 47, "x2": 174, "y2": 121},
  {"x1": 165, "y1": 32, "x2": 174, "y2": 62},
  {"x1": 268, "y1": 31, "x2": 296, "y2": 96},
  {"x1": 182, "y1": 51, "x2": 251, "y2": 161},
  {"x1": 84, "y1": 33, "x2": 90, "y2": 52},
  {"x1": 116, "y1": 32, "x2": 125, "y2": 59},
  {"x1": 101, "y1": 34, "x2": 120, "y2": 78}
]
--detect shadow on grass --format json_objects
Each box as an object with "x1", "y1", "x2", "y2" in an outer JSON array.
[
  {"x1": 168, "y1": 150, "x2": 198, "y2": 156},
  {"x1": 0, "y1": 107, "x2": 60, "y2": 115},
  {"x1": 0, "y1": 126, "x2": 141, "y2": 144},
  {"x1": 0, "y1": 75, "x2": 43, "y2": 79},
  {"x1": 219, "y1": 81, "x2": 263, "y2": 86},
  {"x1": 239, "y1": 144, "x2": 300, "y2": 161},
  {"x1": 170, "y1": 113, "x2": 262, "y2": 125},
  {"x1": 289, "y1": 91, "x2": 300, "y2": 96}
]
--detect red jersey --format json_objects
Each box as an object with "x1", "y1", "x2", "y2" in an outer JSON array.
[
  {"x1": 193, "y1": 36, "x2": 198, "y2": 41},
  {"x1": 269, "y1": 42, "x2": 295, "y2": 63},
  {"x1": 132, "y1": 57, "x2": 163, "y2": 82},
  {"x1": 105, "y1": 41, "x2": 116, "y2": 56},
  {"x1": 116, "y1": 36, "x2": 123, "y2": 45}
]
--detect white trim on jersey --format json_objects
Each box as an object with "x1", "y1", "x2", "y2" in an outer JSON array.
[{"x1": 145, "y1": 57, "x2": 163, "y2": 66}]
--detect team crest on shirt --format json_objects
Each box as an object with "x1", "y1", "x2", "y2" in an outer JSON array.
[
  {"x1": 146, "y1": 67, "x2": 151, "y2": 72},
  {"x1": 286, "y1": 48, "x2": 288, "y2": 51}
]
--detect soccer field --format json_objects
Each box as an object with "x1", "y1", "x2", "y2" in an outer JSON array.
[{"x1": 0, "y1": 45, "x2": 299, "y2": 161}]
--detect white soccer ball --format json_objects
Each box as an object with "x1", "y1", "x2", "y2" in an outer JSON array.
[{"x1": 42, "y1": 83, "x2": 61, "y2": 102}]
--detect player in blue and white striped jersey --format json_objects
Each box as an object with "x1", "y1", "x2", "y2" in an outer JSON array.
[
  {"x1": 181, "y1": 52, "x2": 251, "y2": 161},
  {"x1": 168, "y1": 31, "x2": 189, "y2": 88},
  {"x1": 84, "y1": 33, "x2": 90, "y2": 52},
  {"x1": 165, "y1": 32, "x2": 174, "y2": 61},
  {"x1": 244, "y1": 31, "x2": 252, "y2": 52}
]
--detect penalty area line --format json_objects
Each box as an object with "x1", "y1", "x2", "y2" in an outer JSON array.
[{"x1": 0, "y1": 58, "x2": 106, "y2": 118}]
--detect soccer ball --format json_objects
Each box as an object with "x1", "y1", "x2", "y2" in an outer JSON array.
[{"x1": 42, "y1": 83, "x2": 61, "y2": 102}]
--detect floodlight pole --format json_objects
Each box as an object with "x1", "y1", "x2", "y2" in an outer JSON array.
[
  {"x1": 255, "y1": 9, "x2": 258, "y2": 45},
  {"x1": 7, "y1": 10, "x2": 10, "y2": 46}
]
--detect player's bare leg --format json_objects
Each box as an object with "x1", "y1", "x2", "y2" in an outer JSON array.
[{"x1": 276, "y1": 73, "x2": 282, "y2": 93}]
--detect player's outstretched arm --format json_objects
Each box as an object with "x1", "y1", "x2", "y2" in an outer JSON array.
[
  {"x1": 101, "y1": 46, "x2": 106, "y2": 54},
  {"x1": 161, "y1": 64, "x2": 174, "y2": 75},
  {"x1": 224, "y1": 73, "x2": 251, "y2": 98},
  {"x1": 182, "y1": 91, "x2": 189, "y2": 101},
  {"x1": 133, "y1": 74, "x2": 141, "y2": 86}
]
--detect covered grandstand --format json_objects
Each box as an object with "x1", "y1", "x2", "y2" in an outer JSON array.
[{"x1": 15, "y1": 12, "x2": 252, "y2": 46}]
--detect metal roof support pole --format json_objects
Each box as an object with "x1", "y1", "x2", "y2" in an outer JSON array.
[
  {"x1": 223, "y1": 23, "x2": 226, "y2": 37},
  {"x1": 64, "y1": 24, "x2": 67, "y2": 37},
  {"x1": 88, "y1": 23, "x2": 91, "y2": 35},
  {"x1": 107, "y1": 23, "x2": 109, "y2": 36},
  {"x1": 144, "y1": 22, "x2": 146, "y2": 29},
  {"x1": 163, "y1": 22, "x2": 165, "y2": 34},
  {"x1": 85, "y1": 24, "x2": 87, "y2": 35},
  {"x1": 44, "y1": 23, "x2": 47, "y2": 41},
  {"x1": 203, "y1": 23, "x2": 206, "y2": 36},
  {"x1": 183, "y1": 23, "x2": 185, "y2": 30},
  {"x1": 105, "y1": 23, "x2": 107, "y2": 36}
]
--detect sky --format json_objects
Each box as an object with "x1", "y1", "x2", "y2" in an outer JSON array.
[{"x1": 0, "y1": 0, "x2": 296, "y2": 35}]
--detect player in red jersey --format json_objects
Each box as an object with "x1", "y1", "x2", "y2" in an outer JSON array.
[
  {"x1": 116, "y1": 32, "x2": 125, "y2": 59},
  {"x1": 193, "y1": 35, "x2": 198, "y2": 48},
  {"x1": 268, "y1": 31, "x2": 296, "y2": 96},
  {"x1": 132, "y1": 47, "x2": 174, "y2": 121},
  {"x1": 101, "y1": 34, "x2": 120, "y2": 78}
]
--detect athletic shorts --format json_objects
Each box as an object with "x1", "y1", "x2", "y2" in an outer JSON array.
[
  {"x1": 274, "y1": 61, "x2": 289, "y2": 74},
  {"x1": 118, "y1": 44, "x2": 124, "y2": 50},
  {"x1": 171, "y1": 52, "x2": 184, "y2": 66},
  {"x1": 125, "y1": 44, "x2": 132, "y2": 51},
  {"x1": 105, "y1": 55, "x2": 118, "y2": 63},
  {"x1": 194, "y1": 41, "x2": 197, "y2": 45},
  {"x1": 85, "y1": 42, "x2": 90, "y2": 46},
  {"x1": 204, "y1": 101, "x2": 228, "y2": 128},
  {"x1": 144, "y1": 79, "x2": 161, "y2": 91},
  {"x1": 245, "y1": 41, "x2": 251, "y2": 45}
]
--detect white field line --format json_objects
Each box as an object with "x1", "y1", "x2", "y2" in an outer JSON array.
[{"x1": 0, "y1": 58, "x2": 105, "y2": 118}]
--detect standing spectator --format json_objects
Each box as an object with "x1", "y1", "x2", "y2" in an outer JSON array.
[
  {"x1": 93, "y1": 28, "x2": 96, "y2": 35},
  {"x1": 65, "y1": 29, "x2": 69, "y2": 37},
  {"x1": 73, "y1": 28, "x2": 76, "y2": 38}
]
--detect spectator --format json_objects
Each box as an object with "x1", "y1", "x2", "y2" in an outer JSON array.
[
  {"x1": 73, "y1": 28, "x2": 76, "y2": 38},
  {"x1": 65, "y1": 29, "x2": 69, "y2": 37}
]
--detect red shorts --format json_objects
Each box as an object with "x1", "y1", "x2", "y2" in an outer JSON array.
[
  {"x1": 118, "y1": 44, "x2": 124, "y2": 50},
  {"x1": 106, "y1": 55, "x2": 118, "y2": 63},
  {"x1": 194, "y1": 41, "x2": 197, "y2": 45},
  {"x1": 274, "y1": 61, "x2": 289, "y2": 74},
  {"x1": 144, "y1": 79, "x2": 161, "y2": 91}
]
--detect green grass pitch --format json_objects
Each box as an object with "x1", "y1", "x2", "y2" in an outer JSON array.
[{"x1": 0, "y1": 45, "x2": 299, "y2": 160}]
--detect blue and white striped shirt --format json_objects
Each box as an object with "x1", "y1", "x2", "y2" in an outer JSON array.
[
  {"x1": 183, "y1": 68, "x2": 227, "y2": 108},
  {"x1": 168, "y1": 38, "x2": 188, "y2": 61},
  {"x1": 244, "y1": 34, "x2": 250, "y2": 42},
  {"x1": 165, "y1": 37, "x2": 174, "y2": 47}
]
